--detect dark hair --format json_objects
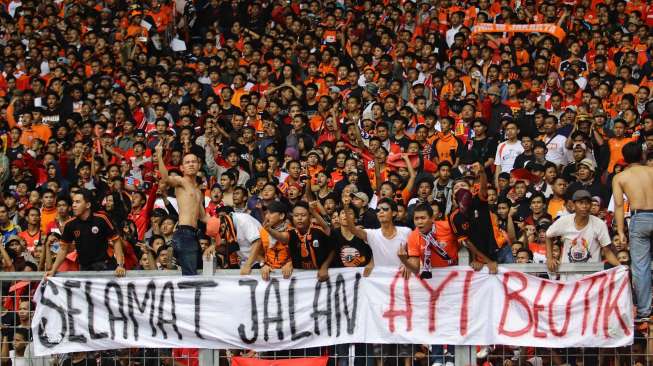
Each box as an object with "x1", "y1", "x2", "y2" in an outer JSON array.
[
  {"x1": 293, "y1": 200, "x2": 310, "y2": 212},
  {"x1": 72, "y1": 188, "x2": 94, "y2": 205},
  {"x1": 622, "y1": 142, "x2": 642, "y2": 164},
  {"x1": 530, "y1": 192, "x2": 546, "y2": 202},
  {"x1": 516, "y1": 248, "x2": 534, "y2": 261},
  {"x1": 412, "y1": 203, "x2": 434, "y2": 217},
  {"x1": 376, "y1": 197, "x2": 398, "y2": 212}
]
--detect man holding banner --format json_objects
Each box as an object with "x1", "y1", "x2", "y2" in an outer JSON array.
[
  {"x1": 264, "y1": 201, "x2": 334, "y2": 281},
  {"x1": 545, "y1": 189, "x2": 621, "y2": 279}
]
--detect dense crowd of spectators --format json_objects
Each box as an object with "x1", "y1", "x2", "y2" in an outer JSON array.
[{"x1": 0, "y1": 0, "x2": 653, "y2": 364}]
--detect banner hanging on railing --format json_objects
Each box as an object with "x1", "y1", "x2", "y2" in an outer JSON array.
[
  {"x1": 32, "y1": 266, "x2": 633, "y2": 356},
  {"x1": 471, "y1": 23, "x2": 567, "y2": 41}
]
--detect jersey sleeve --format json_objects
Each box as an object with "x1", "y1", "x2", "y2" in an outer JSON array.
[
  {"x1": 61, "y1": 221, "x2": 74, "y2": 245},
  {"x1": 449, "y1": 212, "x2": 470, "y2": 242},
  {"x1": 99, "y1": 214, "x2": 120, "y2": 241}
]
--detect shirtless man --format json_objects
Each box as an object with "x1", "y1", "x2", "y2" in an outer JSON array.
[
  {"x1": 156, "y1": 141, "x2": 207, "y2": 275},
  {"x1": 613, "y1": 141, "x2": 653, "y2": 321}
]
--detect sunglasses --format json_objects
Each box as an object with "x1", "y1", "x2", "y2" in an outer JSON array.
[{"x1": 378, "y1": 206, "x2": 392, "y2": 212}]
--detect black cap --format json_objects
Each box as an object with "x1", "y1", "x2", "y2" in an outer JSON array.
[
  {"x1": 572, "y1": 189, "x2": 592, "y2": 202},
  {"x1": 152, "y1": 208, "x2": 167, "y2": 218},
  {"x1": 536, "y1": 219, "x2": 552, "y2": 231},
  {"x1": 134, "y1": 129, "x2": 146, "y2": 137}
]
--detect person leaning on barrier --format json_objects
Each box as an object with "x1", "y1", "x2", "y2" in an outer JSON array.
[
  {"x1": 244, "y1": 200, "x2": 292, "y2": 281},
  {"x1": 545, "y1": 189, "x2": 621, "y2": 275},
  {"x1": 45, "y1": 189, "x2": 126, "y2": 278},
  {"x1": 399, "y1": 203, "x2": 459, "y2": 279},
  {"x1": 263, "y1": 201, "x2": 334, "y2": 281}
]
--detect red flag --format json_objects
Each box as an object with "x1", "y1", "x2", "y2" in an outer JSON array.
[{"x1": 232, "y1": 356, "x2": 328, "y2": 366}]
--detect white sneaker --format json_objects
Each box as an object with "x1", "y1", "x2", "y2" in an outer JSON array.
[
  {"x1": 445, "y1": 362, "x2": 454, "y2": 366},
  {"x1": 431, "y1": 363, "x2": 442, "y2": 366}
]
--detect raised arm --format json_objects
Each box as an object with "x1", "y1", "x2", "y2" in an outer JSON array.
[
  {"x1": 309, "y1": 201, "x2": 331, "y2": 236},
  {"x1": 0, "y1": 238, "x2": 14, "y2": 272},
  {"x1": 507, "y1": 205, "x2": 518, "y2": 243},
  {"x1": 342, "y1": 207, "x2": 367, "y2": 241},
  {"x1": 473, "y1": 161, "x2": 488, "y2": 200},
  {"x1": 263, "y1": 220, "x2": 291, "y2": 243},
  {"x1": 156, "y1": 140, "x2": 183, "y2": 188},
  {"x1": 403, "y1": 154, "x2": 417, "y2": 193}
]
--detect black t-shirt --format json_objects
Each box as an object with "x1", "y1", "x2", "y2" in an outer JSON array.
[
  {"x1": 331, "y1": 228, "x2": 372, "y2": 268},
  {"x1": 513, "y1": 151, "x2": 534, "y2": 169},
  {"x1": 287, "y1": 226, "x2": 333, "y2": 270},
  {"x1": 450, "y1": 196, "x2": 499, "y2": 261},
  {"x1": 61, "y1": 212, "x2": 119, "y2": 266},
  {"x1": 468, "y1": 136, "x2": 498, "y2": 166}
]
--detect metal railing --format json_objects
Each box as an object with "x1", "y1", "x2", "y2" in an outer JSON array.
[{"x1": 2, "y1": 251, "x2": 650, "y2": 366}]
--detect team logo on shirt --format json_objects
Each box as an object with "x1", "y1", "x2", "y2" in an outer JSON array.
[
  {"x1": 91, "y1": 226, "x2": 99, "y2": 234},
  {"x1": 568, "y1": 237, "x2": 590, "y2": 262},
  {"x1": 73, "y1": 230, "x2": 80, "y2": 238}
]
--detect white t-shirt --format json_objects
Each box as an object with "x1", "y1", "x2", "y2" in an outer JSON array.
[
  {"x1": 232, "y1": 212, "x2": 262, "y2": 264},
  {"x1": 545, "y1": 214, "x2": 611, "y2": 264},
  {"x1": 543, "y1": 134, "x2": 568, "y2": 166},
  {"x1": 495, "y1": 140, "x2": 524, "y2": 173},
  {"x1": 364, "y1": 226, "x2": 412, "y2": 267}
]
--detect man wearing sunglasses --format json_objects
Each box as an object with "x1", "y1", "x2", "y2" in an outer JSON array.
[{"x1": 344, "y1": 197, "x2": 412, "y2": 277}]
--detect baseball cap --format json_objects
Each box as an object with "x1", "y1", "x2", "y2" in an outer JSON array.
[
  {"x1": 572, "y1": 189, "x2": 592, "y2": 202},
  {"x1": 487, "y1": 85, "x2": 501, "y2": 96},
  {"x1": 307, "y1": 149, "x2": 323, "y2": 160},
  {"x1": 572, "y1": 142, "x2": 587, "y2": 151},
  {"x1": 536, "y1": 219, "x2": 552, "y2": 231},
  {"x1": 5, "y1": 235, "x2": 20, "y2": 244},
  {"x1": 365, "y1": 83, "x2": 379, "y2": 96},
  {"x1": 152, "y1": 208, "x2": 168, "y2": 218},
  {"x1": 350, "y1": 192, "x2": 370, "y2": 205},
  {"x1": 134, "y1": 129, "x2": 146, "y2": 137},
  {"x1": 578, "y1": 158, "x2": 596, "y2": 172},
  {"x1": 329, "y1": 86, "x2": 341, "y2": 94}
]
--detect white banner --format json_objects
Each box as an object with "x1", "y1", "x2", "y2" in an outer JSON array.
[{"x1": 32, "y1": 266, "x2": 633, "y2": 356}]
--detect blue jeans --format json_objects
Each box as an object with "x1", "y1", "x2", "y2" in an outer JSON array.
[
  {"x1": 629, "y1": 212, "x2": 653, "y2": 318},
  {"x1": 172, "y1": 225, "x2": 200, "y2": 276},
  {"x1": 496, "y1": 244, "x2": 514, "y2": 264}
]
